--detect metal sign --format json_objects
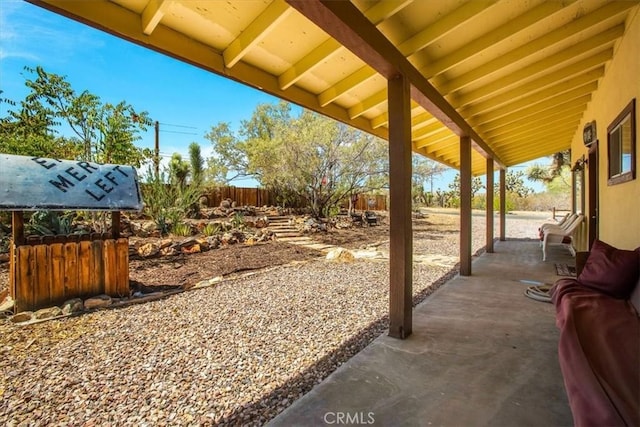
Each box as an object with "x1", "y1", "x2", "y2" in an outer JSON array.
[{"x1": 0, "y1": 154, "x2": 143, "y2": 211}]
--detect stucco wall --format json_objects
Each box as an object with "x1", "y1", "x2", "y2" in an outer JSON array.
[{"x1": 570, "y1": 6, "x2": 640, "y2": 251}]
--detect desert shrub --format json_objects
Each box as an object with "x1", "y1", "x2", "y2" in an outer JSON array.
[
  {"x1": 142, "y1": 167, "x2": 202, "y2": 235},
  {"x1": 230, "y1": 212, "x2": 245, "y2": 230},
  {"x1": 25, "y1": 211, "x2": 78, "y2": 236},
  {"x1": 202, "y1": 223, "x2": 221, "y2": 237},
  {"x1": 172, "y1": 222, "x2": 193, "y2": 237}
]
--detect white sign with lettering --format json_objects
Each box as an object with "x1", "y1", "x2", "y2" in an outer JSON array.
[{"x1": 0, "y1": 154, "x2": 143, "y2": 211}]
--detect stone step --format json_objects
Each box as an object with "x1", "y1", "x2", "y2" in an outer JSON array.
[
  {"x1": 274, "y1": 232, "x2": 303, "y2": 238},
  {"x1": 277, "y1": 236, "x2": 313, "y2": 242}
]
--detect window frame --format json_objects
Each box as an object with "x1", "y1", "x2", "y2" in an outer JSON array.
[{"x1": 607, "y1": 99, "x2": 636, "y2": 186}]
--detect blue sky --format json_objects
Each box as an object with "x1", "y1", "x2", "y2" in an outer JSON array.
[{"x1": 0, "y1": 0, "x2": 546, "y2": 192}]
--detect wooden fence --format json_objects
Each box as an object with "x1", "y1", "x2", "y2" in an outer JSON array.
[
  {"x1": 203, "y1": 186, "x2": 276, "y2": 208},
  {"x1": 202, "y1": 186, "x2": 388, "y2": 211},
  {"x1": 10, "y1": 234, "x2": 129, "y2": 312}
]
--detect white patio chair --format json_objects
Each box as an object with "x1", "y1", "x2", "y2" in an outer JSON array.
[{"x1": 542, "y1": 214, "x2": 584, "y2": 261}]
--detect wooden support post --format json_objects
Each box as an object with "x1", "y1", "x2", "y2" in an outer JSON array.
[
  {"x1": 486, "y1": 158, "x2": 494, "y2": 253},
  {"x1": 112, "y1": 211, "x2": 121, "y2": 239},
  {"x1": 12, "y1": 211, "x2": 25, "y2": 246},
  {"x1": 500, "y1": 168, "x2": 506, "y2": 241},
  {"x1": 387, "y1": 73, "x2": 412, "y2": 339},
  {"x1": 460, "y1": 136, "x2": 472, "y2": 276}
]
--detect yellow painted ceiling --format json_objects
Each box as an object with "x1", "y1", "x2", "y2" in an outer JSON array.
[{"x1": 28, "y1": 0, "x2": 638, "y2": 175}]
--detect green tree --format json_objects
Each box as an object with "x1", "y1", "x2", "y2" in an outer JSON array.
[
  {"x1": 205, "y1": 102, "x2": 389, "y2": 217},
  {"x1": 0, "y1": 66, "x2": 151, "y2": 166}
]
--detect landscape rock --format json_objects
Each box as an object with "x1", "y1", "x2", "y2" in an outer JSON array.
[
  {"x1": 84, "y1": 294, "x2": 112, "y2": 310},
  {"x1": 160, "y1": 246, "x2": 178, "y2": 257},
  {"x1": 62, "y1": 298, "x2": 84, "y2": 315},
  {"x1": 326, "y1": 247, "x2": 355, "y2": 262},
  {"x1": 138, "y1": 243, "x2": 160, "y2": 258},
  {"x1": 10, "y1": 311, "x2": 33, "y2": 323},
  {"x1": 182, "y1": 244, "x2": 201, "y2": 254},
  {"x1": 158, "y1": 238, "x2": 173, "y2": 249},
  {"x1": 34, "y1": 306, "x2": 63, "y2": 320}
]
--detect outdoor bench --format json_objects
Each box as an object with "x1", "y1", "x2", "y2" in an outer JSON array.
[{"x1": 550, "y1": 240, "x2": 640, "y2": 426}]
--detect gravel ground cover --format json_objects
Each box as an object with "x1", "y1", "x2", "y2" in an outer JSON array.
[{"x1": 0, "y1": 211, "x2": 547, "y2": 426}]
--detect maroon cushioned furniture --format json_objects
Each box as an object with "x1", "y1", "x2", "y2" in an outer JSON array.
[{"x1": 551, "y1": 241, "x2": 640, "y2": 427}]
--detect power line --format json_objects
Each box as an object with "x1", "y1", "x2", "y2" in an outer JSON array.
[
  {"x1": 160, "y1": 129, "x2": 199, "y2": 135},
  {"x1": 159, "y1": 122, "x2": 198, "y2": 129}
]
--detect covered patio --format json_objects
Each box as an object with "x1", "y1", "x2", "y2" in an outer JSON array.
[
  {"x1": 20, "y1": 0, "x2": 640, "y2": 424},
  {"x1": 270, "y1": 239, "x2": 575, "y2": 426},
  {"x1": 27, "y1": 0, "x2": 639, "y2": 340}
]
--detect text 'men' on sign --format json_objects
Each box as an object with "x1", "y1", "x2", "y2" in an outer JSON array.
[{"x1": 0, "y1": 154, "x2": 143, "y2": 211}]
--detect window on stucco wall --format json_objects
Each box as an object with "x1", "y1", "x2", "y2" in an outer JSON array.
[{"x1": 607, "y1": 98, "x2": 636, "y2": 185}]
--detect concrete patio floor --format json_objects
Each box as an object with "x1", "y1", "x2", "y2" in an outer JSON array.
[{"x1": 269, "y1": 239, "x2": 575, "y2": 426}]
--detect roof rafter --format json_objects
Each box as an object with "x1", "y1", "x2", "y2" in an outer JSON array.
[
  {"x1": 464, "y1": 72, "x2": 602, "y2": 119},
  {"x1": 317, "y1": 0, "x2": 495, "y2": 108},
  {"x1": 141, "y1": 0, "x2": 172, "y2": 35},
  {"x1": 481, "y1": 105, "x2": 587, "y2": 139},
  {"x1": 486, "y1": 112, "x2": 584, "y2": 143},
  {"x1": 223, "y1": 0, "x2": 292, "y2": 69},
  {"x1": 474, "y1": 92, "x2": 592, "y2": 131},
  {"x1": 286, "y1": 0, "x2": 504, "y2": 167},
  {"x1": 455, "y1": 25, "x2": 624, "y2": 107},
  {"x1": 278, "y1": 0, "x2": 412, "y2": 91},
  {"x1": 418, "y1": 1, "x2": 575, "y2": 77},
  {"x1": 439, "y1": 2, "x2": 635, "y2": 93}
]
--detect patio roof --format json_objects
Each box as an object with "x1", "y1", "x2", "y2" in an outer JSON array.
[{"x1": 28, "y1": 0, "x2": 637, "y2": 175}]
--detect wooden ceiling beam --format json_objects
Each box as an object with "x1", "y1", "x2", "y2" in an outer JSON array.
[
  {"x1": 474, "y1": 92, "x2": 592, "y2": 131},
  {"x1": 481, "y1": 105, "x2": 586, "y2": 139},
  {"x1": 458, "y1": 49, "x2": 611, "y2": 110},
  {"x1": 487, "y1": 112, "x2": 584, "y2": 143},
  {"x1": 414, "y1": 128, "x2": 455, "y2": 148},
  {"x1": 317, "y1": 0, "x2": 495, "y2": 108},
  {"x1": 440, "y1": 2, "x2": 635, "y2": 93},
  {"x1": 491, "y1": 122, "x2": 581, "y2": 148},
  {"x1": 417, "y1": 1, "x2": 574, "y2": 76},
  {"x1": 278, "y1": 39, "x2": 342, "y2": 90},
  {"x1": 141, "y1": 0, "x2": 172, "y2": 35},
  {"x1": 279, "y1": 1, "x2": 412, "y2": 91},
  {"x1": 399, "y1": 0, "x2": 498, "y2": 57},
  {"x1": 466, "y1": 77, "x2": 600, "y2": 122},
  {"x1": 452, "y1": 25, "x2": 624, "y2": 107},
  {"x1": 287, "y1": 0, "x2": 505, "y2": 167},
  {"x1": 223, "y1": 0, "x2": 292, "y2": 69},
  {"x1": 349, "y1": 90, "x2": 386, "y2": 119},
  {"x1": 27, "y1": 0, "x2": 390, "y2": 145}
]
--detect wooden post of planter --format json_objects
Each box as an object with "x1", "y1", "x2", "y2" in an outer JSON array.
[
  {"x1": 486, "y1": 158, "x2": 494, "y2": 253},
  {"x1": 387, "y1": 73, "x2": 412, "y2": 339},
  {"x1": 112, "y1": 211, "x2": 120, "y2": 239},
  {"x1": 12, "y1": 211, "x2": 24, "y2": 246},
  {"x1": 460, "y1": 136, "x2": 472, "y2": 276}
]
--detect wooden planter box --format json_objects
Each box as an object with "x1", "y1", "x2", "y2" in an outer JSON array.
[
  {"x1": 10, "y1": 234, "x2": 130, "y2": 312},
  {"x1": 1, "y1": 154, "x2": 144, "y2": 313}
]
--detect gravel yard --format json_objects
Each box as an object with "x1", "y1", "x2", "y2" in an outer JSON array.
[{"x1": 0, "y1": 210, "x2": 547, "y2": 426}]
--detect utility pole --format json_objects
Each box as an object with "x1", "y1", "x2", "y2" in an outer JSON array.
[{"x1": 154, "y1": 120, "x2": 160, "y2": 178}]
